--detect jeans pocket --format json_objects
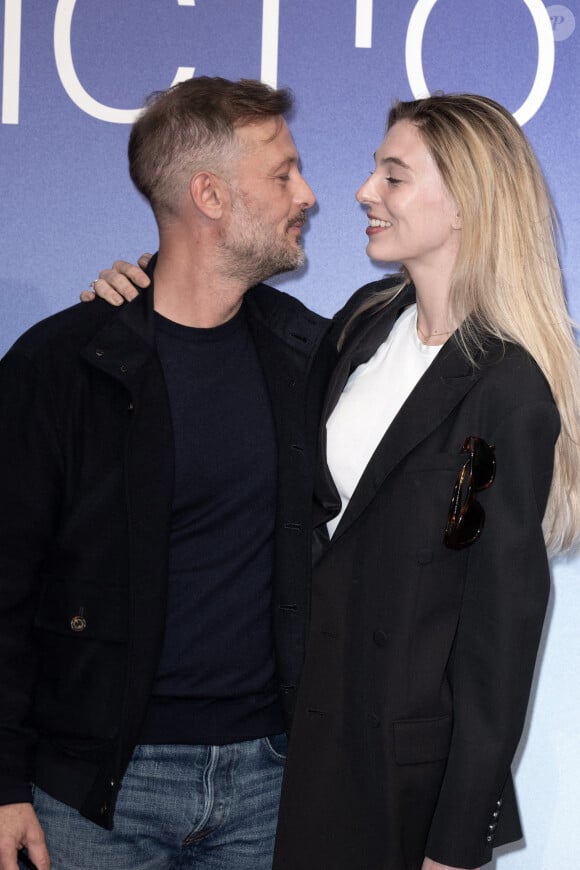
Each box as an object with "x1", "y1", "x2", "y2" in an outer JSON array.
[{"x1": 263, "y1": 732, "x2": 288, "y2": 763}]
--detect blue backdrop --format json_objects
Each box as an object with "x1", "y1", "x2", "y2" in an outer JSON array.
[{"x1": 1, "y1": 2, "x2": 579, "y2": 865}]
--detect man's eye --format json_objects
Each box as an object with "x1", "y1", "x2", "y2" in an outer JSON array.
[{"x1": 277, "y1": 174, "x2": 290, "y2": 182}]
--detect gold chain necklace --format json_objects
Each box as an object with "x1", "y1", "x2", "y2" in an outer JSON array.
[{"x1": 416, "y1": 323, "x2": 453, "y2": 342}]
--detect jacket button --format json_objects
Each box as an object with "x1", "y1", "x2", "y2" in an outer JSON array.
[
  {"x1": 373, "y1": 630, "x2": 388, "y2": 647},
  {"x1": 367, "y1": 713, "x2": 380, "y2": 727},
  {"x1": 95, "y1": 349, "x2": 104, "y2": 358},
  {"x1": 119, "y1": 364, "x2": 128, "y2": 373},
  {"x1": 70, "y1": 615, "x2": 87, "y2": 632},
  {"x1": 99, "y1": 802, "x2": 109, "y2": 815}
]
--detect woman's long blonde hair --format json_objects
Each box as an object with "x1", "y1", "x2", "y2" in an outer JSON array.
[{"x1": 350, "y1": 93, "x2": 580, "y2": 555}]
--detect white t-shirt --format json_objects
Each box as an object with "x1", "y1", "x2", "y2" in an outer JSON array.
[{"x1": 326, "y1": 304, "x2": 442, "y2": 537}]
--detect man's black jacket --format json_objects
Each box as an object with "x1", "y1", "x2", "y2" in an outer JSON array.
[{"x1": 0, "y1": 279, "x2": 332, "y2": 828}]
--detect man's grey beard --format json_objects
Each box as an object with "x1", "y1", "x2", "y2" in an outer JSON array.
[
  {"x1": 220, "y1": 229, "x2": 305, "y2": 286},
  {"x1": 224, "y1": 238, "x2": 304, "y2": 287},
  {"x1": 219, "y1": 195, "x2": 306, "y2": 286}
]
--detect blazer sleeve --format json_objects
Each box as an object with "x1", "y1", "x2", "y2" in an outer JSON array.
[
  {"x1": 425, "y1": 397, "x2": 560, "y2": 868},
  {"x1": 0, "y1": 350, "x2": 63, "y2": 805}
]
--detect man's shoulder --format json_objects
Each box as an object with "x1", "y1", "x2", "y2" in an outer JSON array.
[
  {"x1": 247, "y1": 281, "x2": 326, "y2": 315},
  {"x1": 6, "y1": 298, "x2": 125, "y2": 364},
  {"x1": 246, "y1": 282, "x2": 330, "y2": 336}
]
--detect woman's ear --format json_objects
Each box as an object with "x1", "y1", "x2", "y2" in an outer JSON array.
[{"x1": 452, "y1": 208, "x2": 462, "y2": 230}]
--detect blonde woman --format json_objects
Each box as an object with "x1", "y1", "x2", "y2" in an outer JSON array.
[{"x1": 272, "y1": 94, "x2": 580, "y2": 870}]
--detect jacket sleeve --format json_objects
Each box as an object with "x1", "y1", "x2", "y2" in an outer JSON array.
[
  {"x1": 0, "y1": 350, "x2": 63, "y2": 804},
  {"x1": 425, "y1": 398, "x2": 560, "y2": 868}
]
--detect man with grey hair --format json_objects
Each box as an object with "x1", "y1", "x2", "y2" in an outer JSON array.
[{"x1": 0, "y1": 77, "x2": 331, "y2": 870}]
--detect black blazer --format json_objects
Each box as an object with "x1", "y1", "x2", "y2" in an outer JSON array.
[
  {"x1": 0, "y1": 274, "x2": 333, "y2": 827},
  {"x1": 274, "y1": 280, "x2": 559, "y2": 870}
]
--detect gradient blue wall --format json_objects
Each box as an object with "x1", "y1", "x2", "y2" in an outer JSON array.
[{"x1": 1, "y1": 2, "x2": 579, "y2": 865}]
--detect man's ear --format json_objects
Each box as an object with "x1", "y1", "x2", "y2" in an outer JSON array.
[{"x1": 189, "y1": 171, "x2": 228, "y2": 219}]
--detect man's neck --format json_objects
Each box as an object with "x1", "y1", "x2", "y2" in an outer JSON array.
[{"x1": 152, "y1": 237, "x2": 250, "y2": 328}]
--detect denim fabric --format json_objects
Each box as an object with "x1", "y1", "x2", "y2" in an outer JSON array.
[{"x1": 25, "y1": 735, "x2": 287, "y2": 870}]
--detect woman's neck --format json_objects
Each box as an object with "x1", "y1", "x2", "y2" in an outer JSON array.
[{"x1": 411, "y1": 266, "x2": 458, "y2": 347}]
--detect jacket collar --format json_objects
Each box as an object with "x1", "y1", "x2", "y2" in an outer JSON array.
[
  {"x1": 80, "y1": 255, "x2": 330, "y2": 392},
  {"x1": 244, "y1": 282, "x2": 330, "y2": 364},
  {"x1": 80, "y1": 276, "x2": 157, "y2": 393}
]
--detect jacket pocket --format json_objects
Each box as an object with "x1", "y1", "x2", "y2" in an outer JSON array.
[
  {"x1": 393, "y1": 714, "x2": 452, "y2": 765},
  {"x1": 33, "y1": 578, "x2": 128, "y2": 641},
  {"x1": 31, "y1": 580, "x2": 128, "y2": 740}
]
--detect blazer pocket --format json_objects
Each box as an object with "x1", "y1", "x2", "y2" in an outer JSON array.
[
  {"x1": 400, "y1": 451, "x2": 467, "y2": 474},
  {"x1": 393, "y1": 714, "x2": 452, "y2": 765}
]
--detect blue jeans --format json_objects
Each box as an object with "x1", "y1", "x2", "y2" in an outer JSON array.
[{"x1": 27, "y1": 735, "x2": 287, "y2": 870}]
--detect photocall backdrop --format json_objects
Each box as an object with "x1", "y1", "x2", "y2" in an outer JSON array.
[{"x1": 1, "y1": 1, "x2": 578, "y2": 864}]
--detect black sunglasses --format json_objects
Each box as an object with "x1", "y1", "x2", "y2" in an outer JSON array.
[{"x1": 444, "y1": 436, "x2": 496, "y2": 549}]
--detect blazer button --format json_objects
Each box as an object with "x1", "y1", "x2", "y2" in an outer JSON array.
[
  {"x1": 373, "y1": 630, "x2": 388, "y2": 647},
  {"x1": 367, "y1": 713, "x2": 380, "y2": 728},
  {"x1": 70, "y1": 615, "x2": 87, "y2": 632}
]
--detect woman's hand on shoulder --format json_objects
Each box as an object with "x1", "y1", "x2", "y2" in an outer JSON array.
[{"x1": 80, "y1": 253, "x2": 152, "y2": 305}]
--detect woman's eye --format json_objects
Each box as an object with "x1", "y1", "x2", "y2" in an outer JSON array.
[{"x1": 386, "y1": 176, "x2": 401, "y2": 185}]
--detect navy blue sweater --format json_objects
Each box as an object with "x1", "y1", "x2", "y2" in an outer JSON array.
[{"x1": 140, "y1": 306, "x2": 284, "y2": 743}]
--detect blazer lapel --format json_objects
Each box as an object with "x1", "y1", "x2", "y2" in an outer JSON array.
[
  {"x1": 313, "y1": 287, "x2": 415, "y2": 526},
  {"x1": 329, "y1": 335, "x2": 480, "y2": 544}
]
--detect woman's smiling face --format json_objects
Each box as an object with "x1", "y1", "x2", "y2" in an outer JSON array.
[{"x1": 356, "y1": 119, "x2": 461, "y2": 277}]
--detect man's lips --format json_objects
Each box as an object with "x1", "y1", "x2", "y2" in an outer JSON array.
[{"x1": 288, "y1": 211, "x2": 307, "y2": 230}]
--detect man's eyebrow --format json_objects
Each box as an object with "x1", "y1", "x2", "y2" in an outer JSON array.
[{"x1": 271, "y1": 156, "x2": 298, "y2": 172}]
